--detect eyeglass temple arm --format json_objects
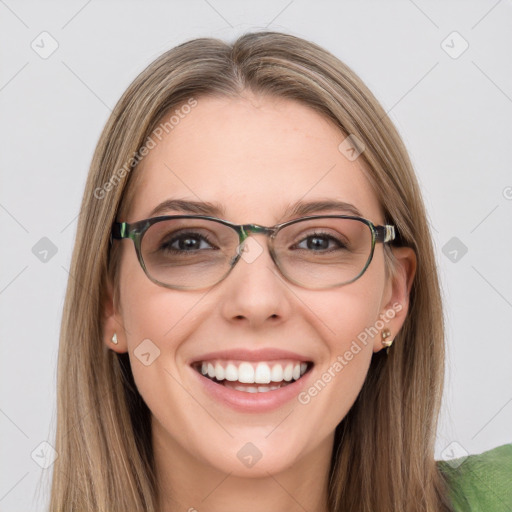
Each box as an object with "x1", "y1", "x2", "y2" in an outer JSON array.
[
  {"x1": 110, "y1": 221, "x2": 134, "y2": 245},
  {"x1": 375, "y1": 225, "x2": 396, "y2": 243},
  {"x1": 111, "y1": 221, "x2": 128, "y2": 239}
]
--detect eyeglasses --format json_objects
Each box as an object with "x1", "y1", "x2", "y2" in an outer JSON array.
[{"x1": 110, "y1": 215, "x2": 396, "y2": 290}]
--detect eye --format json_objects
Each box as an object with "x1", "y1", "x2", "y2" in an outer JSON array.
[
  {"x1": 294, "y1": 232, "x2": 346, "y2": 251},
  {"x1": 160, "y1": 232, "x2": 217, "y2": 252}
]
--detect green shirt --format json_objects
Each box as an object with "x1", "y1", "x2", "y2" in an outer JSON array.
[{"x1": 437, "y1": 443, "x2": 512, "y2": 511}]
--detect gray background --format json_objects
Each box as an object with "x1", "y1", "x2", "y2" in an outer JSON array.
[{"x1": 1, "y1": 1, "x2": 511, "y2": 510}]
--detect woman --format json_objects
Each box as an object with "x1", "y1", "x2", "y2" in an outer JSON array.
[{"x1": 49, "y1": 31, "x2": 511, "y2": 511}]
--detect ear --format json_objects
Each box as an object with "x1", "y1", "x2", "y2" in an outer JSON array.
[
  {"x1": 102, "y1": 277, "x2": 128, "y2": 353},
  {"x1": 373, "y1": 246, "x2": 417, "y2": 353}
]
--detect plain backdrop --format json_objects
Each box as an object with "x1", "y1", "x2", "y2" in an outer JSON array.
[{"x1": 1, "y1": 1, "x2": 511, "y2": 510}]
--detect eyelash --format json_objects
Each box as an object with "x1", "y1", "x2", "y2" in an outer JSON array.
[
  {"x1": 159, "y1": 232, "x2": 217, "y2": 253},
  {"x1": 293, "y1": 231, "x2": 345, "y2": 251}
]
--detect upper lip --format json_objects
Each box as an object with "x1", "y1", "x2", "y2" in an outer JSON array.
[{"x1": 189, "y1": 348, "x2": 314, "y2": 365}]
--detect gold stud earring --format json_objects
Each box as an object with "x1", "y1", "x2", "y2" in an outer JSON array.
[
  {"x1": 111, "y1": 333, "x2": 118, "y2": 345},
  {"x1": 381, "y1": 328, "x2": 393, "y2": 354}
]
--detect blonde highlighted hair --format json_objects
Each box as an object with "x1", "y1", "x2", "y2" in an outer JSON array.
[{"x1": 49, "y1": 31, "x2": 454, "y2": 511}]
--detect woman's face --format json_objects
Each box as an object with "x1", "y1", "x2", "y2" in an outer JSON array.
[{"x1": 105, "y1": 93, "x2": 414, "y2": 478}]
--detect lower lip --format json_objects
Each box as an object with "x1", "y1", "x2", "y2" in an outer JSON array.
[{"x1": 190, "y1": 365, "x2": 314, "y2": 413}]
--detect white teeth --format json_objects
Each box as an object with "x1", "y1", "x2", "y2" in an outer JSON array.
[
  {"x1": 283, "y1": 363, "x2": 293, "y2": 381},
  {"x1": 225, "y1": 363, "x2": 238, "y2": 382},
  {"x1": 271, "y1": 364, "x2": 284, "y2": 382},
  {"x1": 197, "y1": 359, "x2": 310, "y2": 385},
  {"x1": 215, "y1": 362, "x2": 225, "y2": 380},
  {"x1": 254, "y1": 363, "x2": 271, "y2": 384},
  {"x1": 238, "y1": 362, "x2": 255, "y2": 383}
]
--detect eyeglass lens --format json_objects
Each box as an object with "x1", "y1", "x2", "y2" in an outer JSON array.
[{"x1": 140, "y1": 217, "x2": 374, "y2": 289}]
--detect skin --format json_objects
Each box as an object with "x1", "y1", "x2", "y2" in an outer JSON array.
[{"x1": 103, "y1": 92, "x2": 416, "y2": 512}]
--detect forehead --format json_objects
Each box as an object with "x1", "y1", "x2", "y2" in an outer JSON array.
[{"x1": 126, "y1": 93, "x2": 382, "y2": 224}]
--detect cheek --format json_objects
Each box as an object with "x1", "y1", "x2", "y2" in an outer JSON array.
[
  {"x1": 120, "y1": 279, "x2": 201, "y2": 362},
  {"x1": 296, "y1": 268, "x2": 386, "y2": 428},
  {"x1": 310, "y1": 268, "x2": 386, "y2": 357},
  {"x1": 117, "y1": 256, "x2": 194, "y2": 391},
  {"x1": 315, "y1": 289, "x2": 380, "y2": 390},
  {"x1": 118, "y1": 282, "x2": 203, "y2": 435},
  {"x1": 296, "y1": 314, "x2": 375, "y2": 449},
  {"x1": 118, "y1": 246, "x2": 200, "y2": 342}
]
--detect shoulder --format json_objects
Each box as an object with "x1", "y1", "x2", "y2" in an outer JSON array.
[{"x1": 437, "y1": 443, "x2": 512, "y2": 511}]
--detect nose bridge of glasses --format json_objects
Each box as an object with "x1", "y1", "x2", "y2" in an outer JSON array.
[
  {"x1": 239, "y1": 223, "x2": 276, "y2": 242},
  {"x1": 233, "y1": 224, "x2": 278, "y2": 265}
]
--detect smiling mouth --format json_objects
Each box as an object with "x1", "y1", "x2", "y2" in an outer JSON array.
[{"x1": 192, "y1": 360, "x2": 314, "y2": 393}]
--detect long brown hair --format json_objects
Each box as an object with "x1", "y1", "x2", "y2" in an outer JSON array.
[{"x1": 48, "y1": 31, "x2": 454, "y2": 511}]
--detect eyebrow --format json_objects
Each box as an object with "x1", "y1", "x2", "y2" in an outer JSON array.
[{"x1": 148, "y1": 198, "x2": 364, "y2": 220}]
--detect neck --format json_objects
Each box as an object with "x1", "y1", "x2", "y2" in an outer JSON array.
[{"x1": 152, "y1": 418, "x2": 334, "y2": 512}]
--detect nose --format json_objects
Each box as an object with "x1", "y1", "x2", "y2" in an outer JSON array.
[{"x1": 218, "y1": 234, "x2": 292, "y2": 328}]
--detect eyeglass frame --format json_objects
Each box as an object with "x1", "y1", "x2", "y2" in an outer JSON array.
[{"x1": 110, "y1": 214, "x2": 397, "y2": 290}]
